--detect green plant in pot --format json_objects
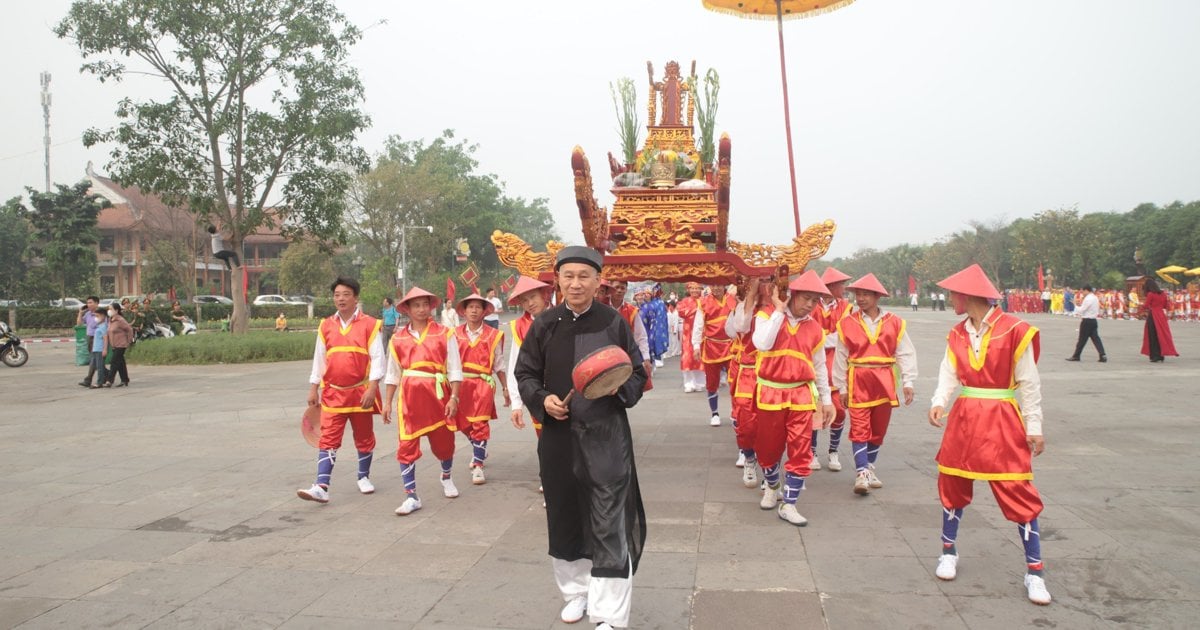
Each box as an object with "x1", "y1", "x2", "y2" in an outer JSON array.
[
  {"x1": 693, "y1": 68, "x2": 720, "y2": 174},
  {"x1": 610, "y1": 77, "x2": 641, "y2": 167}
]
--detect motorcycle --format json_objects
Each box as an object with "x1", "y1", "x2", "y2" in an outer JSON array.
[
  {"x1": 0, "y1": 321, "x2": 29, "y2": 368},
  {"x1": 180, "y1": 316, "x2": 197, "y2": 335}
]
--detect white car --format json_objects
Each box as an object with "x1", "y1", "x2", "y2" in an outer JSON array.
[
  {"x1": 252, "y1": 294, "x2": 291, "y2": 306},
  {"x1": 193, "y1": 295, "x2": 234, "y2": 305},
  {"x1": 53, "y1": 298, "x2": 86, "y2": 310}
]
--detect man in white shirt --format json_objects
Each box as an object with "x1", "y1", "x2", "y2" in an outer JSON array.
[
  {"x1": 1066, "y1": 285, "x2": 1106, "y2": 363},
  {"x1": 484, "y1": 288, "x2": 503, "y2": 329}
]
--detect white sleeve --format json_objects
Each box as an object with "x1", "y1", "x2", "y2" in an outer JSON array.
[
  {"x1": 309, "y1": 333, "x2": 326, "y2": 385},
  {"x1": 492, "y1": 333, "x2": 506, "y2": 377},
  {"x1": 751, "y1": 311, "x2": 784, "y2": 351},
  {"x1": 812, "y1": 339, "x2": 832, "y2": 405},
  {"x1": 691, "y1": 311, "x2": 705, "y2": 347},
  {"x1": 367, "y1": 328, "x2": 385, "y2": 382},
  {"x1": 832, "y1": 332, "x2": 849, "y2": 392},
  {"x1": 384, "y1": 342, "x2": 401, "y2": 386},
  {"x1": 507, "y1": 338, "x2": 522, "y2": 410},
  {"x1": 725, "y1": 301, "x2": 751, "y2": 336},
  {"x1": 1014, "y1": 347, "x2": 1042, "y2": 436},
  {"x1": 633, "y1": 315, "x2": 650, "y2": 360},
  {"x1": 929, "y1": 349, "x2": 959, "y2": 409},
  {"x1": 896, "y1": 329, "x2": 918, "y2": 389},
  {"x1": 446, "y1": 336, "x2": 463, "y2": 382}
]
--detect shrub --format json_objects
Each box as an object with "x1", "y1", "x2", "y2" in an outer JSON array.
[
  {"x1": 8, "y1": 307, "x2": 79, "y2": 328},
  {"x1": 126, "y1": 330, "x2": 316, "y2": 365}
]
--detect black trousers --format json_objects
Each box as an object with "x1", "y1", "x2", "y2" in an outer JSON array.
[
  {"x1": 106, "y1": 347, "x2": 130, "y2": 384},
  {"x1": 1072, "y1": 318, "x2": 1106, "y2": 358},
  {"x1": 214, "y1": 250, "x2": 240, "y2": 270},
  {"x1": 1146, "y1": 317, "x2": 1162, "y2": 361}
]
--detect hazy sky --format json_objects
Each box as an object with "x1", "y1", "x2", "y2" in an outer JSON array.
[{"x1": 4, "y1": 1, "x2": 1199, "y2": 258}]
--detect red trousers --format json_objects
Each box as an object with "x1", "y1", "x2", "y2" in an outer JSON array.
[
  {"x1": 704, "y1": 362, "x2": 726, "y2": 393},
  {"x1": 460, "y1": 419, "x2": 491, "y2": 442},
  {"x1": 319, "y1": 411, "x2": 375, "y2": 452},
  {"x1": 848, "y1": 404, "x2": 892, "y2": 445},
  {"x1": 733, "y1": 404, "x2": 757, "y2": 451},
  {"x1": 754, "y1": 408, "x2": 813, "y2": 477},
  {"x1": 938, "y1": 473, "x2": 1044, "y2": 524},
  {"x1": 397, "y1": 424, "x2": 456, "y2": 465}
]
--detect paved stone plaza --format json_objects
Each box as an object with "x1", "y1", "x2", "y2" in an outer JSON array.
[{"x1": 1, "y1": 309, "x2": 1197, "y2": 628}]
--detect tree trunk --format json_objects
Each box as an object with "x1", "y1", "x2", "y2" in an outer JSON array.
[{"x1": 229, "y1": 236, "x2": 249, "y2": 334}]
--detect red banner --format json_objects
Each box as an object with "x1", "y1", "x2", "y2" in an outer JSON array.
[
  {"x1": 907, "y1": 275, "x2": 917, "y2": 294},
  {"x1": 459, "y1": 264, "x2": 479, "y2": 287},
  {"x1": 1037, "y1": 264, "x2": 1045, "y2": 291},
  {"x1": 501, "y1": 274, "x2": 517, "y2": 293},
  {"x1": 445, "y1": 277, "x2": 456, "y2": 304}
]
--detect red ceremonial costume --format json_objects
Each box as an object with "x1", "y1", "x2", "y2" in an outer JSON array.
[
  {"x1": 697, "y1": 293, "x2": 737, "y2": 392},
  {"x1": 508, "y1": 312, "x2": 542, "y2": 434},
  {"x1": 753, "y1": 305, "x2": 824, "y2": 477},
  {"x1": 729, "y1": 313, "x2": 759, "y2": 453},
  {"x1": 838, "y1": 310, "x2": 905, "y2": 446},
  {"x1": 454, "y1": 323, "x2": 505, "y2": 434},
  {"x1": 317, "y1": 313, "x2": 382, "y2": 452},
  {"x1": 677, "y1": 296, "x2": 701, "y2": 371},
  {"x1": 391, "y1": 321, "x2": 456, "y2": 464},
  {"x1": 936, "y1": 307, "x2": 1043, "y2": 523},
  {"x1": 1140, "y1": 291, "x2": 1179, "y2": 360}
]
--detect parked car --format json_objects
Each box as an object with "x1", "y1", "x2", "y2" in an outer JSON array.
[
  {"x1": 252, "y1": 294, "x2": 290, "y2": 306},
  {"x1": 192, "y1": 295, "x2": 234, "y2": 305},
  {"x1": 286, "y1": 295, "x2": 315, "y2": 304},
  {"x1": 99, "y1": 298, "x2": 118, "y2": 307},
  {"x1": 52, "y1": 298, "x2": 85, "y2": 310}
]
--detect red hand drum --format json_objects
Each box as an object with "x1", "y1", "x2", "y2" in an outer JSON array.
[
  {"x1": 301, "y1": 405, "x2": 321, "y2": 448},
  {"x1": 572, "y1": 345, "x2": 634, "y2": 399}
]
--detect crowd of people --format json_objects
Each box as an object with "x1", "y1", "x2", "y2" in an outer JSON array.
[
  {"x1": 1002, "y1": 285, "x2": 1200, "y2": 321},
  {"x1": 295, "y1": 257, "x2": 1061, "y2": 628}
]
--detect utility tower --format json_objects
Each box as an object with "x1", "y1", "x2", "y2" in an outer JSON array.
[{"x1": 40, "y1": 72, "x2": 51, "y2": 193}]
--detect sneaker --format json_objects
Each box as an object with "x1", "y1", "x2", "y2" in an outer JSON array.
[
  {"x1": 854, "y1": 471, "x2": 871, "y2": 495},
  {"x1": 596, "y1": 624, "x2": 613, "y2": 630},
  {"x1": 1099, "y1": 355, "x2": 1107, "y2": 363},
  {"x1": 560, "y1": 595, "x2": 587, "y2": 623},
  {"x1": 538, "y1": 484, "x2": 544, "y2": 493},
  {"x1": 357, "y1": 477, "x2": 375, "y2": 494},
  {"x1": 1024, "y1": 574, "x2": 1052, "y2": 605},
  {"x1": 827, "y1": 452, "x2": 842, "y2": 472},
  {"x1": 441, "y1": 476, "x2": 460, "y2": 498},
  {"x1": 394, "y1": 495, "x2": 422, "y2": 515},
  {"x1": 654, "y1": 359, "x2": 664, "y2": 368},
  {"x1": 867, "y1": 466, "x2": 883, "y2": 488},
  {"x1": 471, "y1": 466, "x2": 486, "y2": 485},
  {"x1": 759, "y1": 484, "x2": 781, "y2": 510},
  {"x1": 735, "y1": 451, "x2": 746, "y2": 468},
  {"x1": 810, "y1": 454, "x2": 822, "y2": 471},
  {"x1": 297, "y1": 484, "x2": 329, "y2": 503},
  {"x1": 777, "y1": 503, "x2": 808, "y2": 526},
  {"x1": 683, "y1": 383, "x2": 696, "y2": 393},
  {"x1": 935, "y1": 553, "x2": 958, "y2": 580},
  {"x1": 1065, "y1": 356, "x2": 1080, "y2": 362},
  {"x1": 742, "y1": 460, "x2": 759, "y2": 488},
  {"x1": 709, "y1": 414, "x2": 721, "y2": 427}
]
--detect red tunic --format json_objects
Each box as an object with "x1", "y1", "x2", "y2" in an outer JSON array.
[
  {"x1": 815, "y1": 298, "x2": 853, "y2": 392},
  {"x1": 390, "y1": 321, "x2": 454, "y2": 440},
  {"x1": 1140, "y1": 292, "x2": 1179, "y2": 356},
  {"x1": 318, "y1": 313, "x2": 382, "y2": 414},
  {"x1": 754, "y1": 306, "x2": 824, "y2": 411},
  {"x1": 837, "y1": 311, "x2": 904, "y2": 409},
  {"x1": 677, "y1": 296, "x2": 702, "y2": 370},
  {"x1": 454, "y1": 324, "x2": 505, "y2": 425},
  {"x1": 936, "y1": 309, "x2": 1040, "y2": 481},
  {"x1": 731, "y1": 321, "x2": 759, "y2": 404},
  {"x1": 698, "y1": 294, "x2": 737, "y2": 364}
]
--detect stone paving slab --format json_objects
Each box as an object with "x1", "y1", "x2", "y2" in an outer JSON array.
[{"x1": 1, "y1": 311, "x2": 1198, "y2": 627}]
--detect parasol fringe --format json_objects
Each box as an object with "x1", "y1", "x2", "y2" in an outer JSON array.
[{"x1": 701, "y1": 0, "x2": 856, "y2": 21}]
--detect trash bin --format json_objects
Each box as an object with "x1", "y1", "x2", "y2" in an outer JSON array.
[{"x1": 74, "y1": 324, "x2": 89, "y2": 366}]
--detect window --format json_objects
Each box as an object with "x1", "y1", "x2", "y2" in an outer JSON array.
[{"x1": 99, "y1": 235, "x2": 115, "y2": 252}]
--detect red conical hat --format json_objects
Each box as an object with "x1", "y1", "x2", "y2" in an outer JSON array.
[
  {"x1": 507, "y1": 276, "x2": 550, "y2": 305},
  {"x1": 788, "y1": 270, "x2": 831, "y2": 296},
  {"x1": 397, "y1": 286, "x2": 440, "y2": 313},
  {"x1": 456, "y1": 293, "x2": 495, "y2": 317},
  {"x1": 937, "y1": 264, "x2": 1001, "y2": 300},
  {"x1": 820, "y1": 266, "x2": 852, "y2": 285},
  {"x1": 848, "y1": 273, "x2": 888, "y2": 296}
]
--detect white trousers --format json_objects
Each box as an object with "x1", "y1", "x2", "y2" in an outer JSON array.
[{"x1": 552, "y1": 558, "x2": 633, "y2": 628}]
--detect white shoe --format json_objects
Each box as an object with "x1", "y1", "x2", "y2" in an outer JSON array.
[
  {"x1": 654, "y1": 359, "x2": 664, "y2": 368},
  {"x1": 777, "y1": 502, "x2": 808, "y2": 526},
  {"x1": 709, "y1": 414, "x2": 721, "y2": 427},
  {"x1": 560, "y1": 595, "x2": 587, "y2": 623},
  {"x1": 735, "y1": 451, "x2": 746, "y2": 468},
  {"x1": 809, "y1": 454, "x2": 822, "y2": 471},
  {"x1": 471, "y1": 466, "x2": 486, "y2": 485},
  {"x1": 935, "y1": 553, "x2": 958, "y2": 580},
  {"x1": 595, "y1": 624, "x2": 613, "y2": 630},
  {"x1": 394, "y1": 495, "x2": 422, "y2": 515},
  {"x1": 760, "y1": 484, "x2": 781, "y2": 510},
  {"x1": 683, "y1": 383, "x2": 695, "y2": 393},
  {"x1": 356, "y1": 477, "x2": 375, "y2": 494},
  {"x1": 827, "y1": 452, "x2": 842, "y2": 472},
  {"x1": 742, "y1": 460, "x2": 759, "y2": 488},
  {"x1": 538, "y1": 484, "x2": 544, "y2": 493},
  {"x1": 854, "y1": 471, "x2": 871, "y2": 495},
  {"x1": 441, "y1": 476, "x2": 459, "y2": 498},
  {"x1": 867, "y1": 467, "x2": 883, "y2": 488},
  {"x1": 296, "y1": 484, "x2": 329, "y2": 503},
  {"x1": 1024, "y1": 574, "x2": 1052, "y2": 605}
]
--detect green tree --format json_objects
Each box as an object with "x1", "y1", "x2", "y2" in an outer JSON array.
[
  {"x1": 140, "y1": 240, "x2": 193, "y2": 296},
  {"x1": 0, "y1": 197, "x2": 33, "y2": 298},
  {"x1": 57, "y1": 0, "x2": 370, "y2": 333},
  {"x1": 277, "y1": 241, "x2": 334, "y2": 296},
  {"x1": 26, "y1": 182, "x2": 107, "y2": 298}
]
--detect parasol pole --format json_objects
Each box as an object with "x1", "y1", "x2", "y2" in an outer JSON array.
[{"x1": 775, "y1": 0, "x2": 802, "y2": 237}]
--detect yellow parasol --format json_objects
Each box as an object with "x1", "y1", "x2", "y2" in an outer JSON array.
[
  {"x1": 1156, "y1": 265, "x2": 1187, "y2": 285},
  {"x1": 702, "y1": 1, "x2": 856, "y2": 237},
  {"x1": 1185, "y1": 267, "x2": 1200, "y2": 276}
]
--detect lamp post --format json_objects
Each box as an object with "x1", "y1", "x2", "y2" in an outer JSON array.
[{"x1": 399, "y1": 225, "x2": 434, "y2": 296}]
